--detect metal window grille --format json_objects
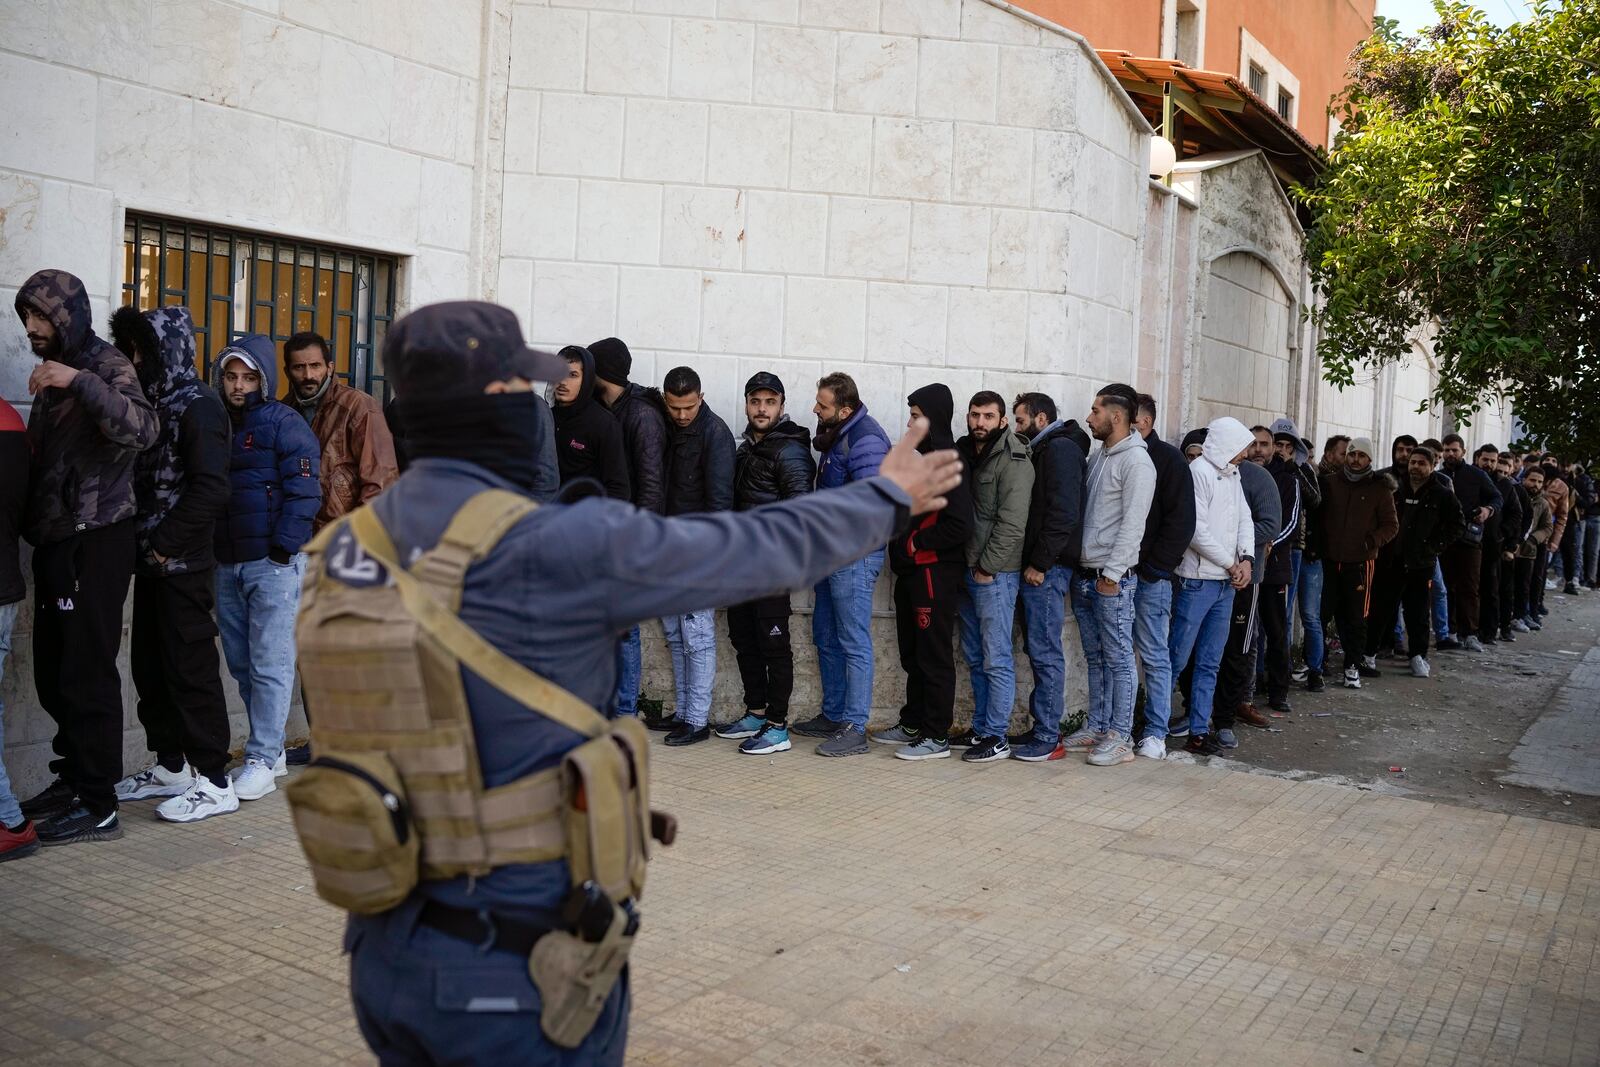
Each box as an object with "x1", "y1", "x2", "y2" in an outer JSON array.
[
  {"x1": 1248, "y1": 63, "x2": 1266, "y2": 97},
  {"x1": 1276, "y1": 88, "x2": 1294, "y2": 121},
  {"x1": 121, "y1": 212, "x2": 399, "y2": 399}
]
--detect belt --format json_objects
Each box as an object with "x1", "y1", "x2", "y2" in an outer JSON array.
[{"x1": 418, "y1": 900, "x2": 553, "y2": 955}]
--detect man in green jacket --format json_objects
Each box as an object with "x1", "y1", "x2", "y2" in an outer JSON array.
[{"x1": 954, "y1": 391, "x2": 1034, "y2": 764}]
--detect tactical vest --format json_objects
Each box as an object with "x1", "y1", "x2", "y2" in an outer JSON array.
[{"x1": 286, "y1": 489, "x2": 654, "y2": 915}]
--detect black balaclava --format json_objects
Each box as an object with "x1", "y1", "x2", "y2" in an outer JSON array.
[{"x1": 398, "y1": 392, "x2": 546, "y2": 492}]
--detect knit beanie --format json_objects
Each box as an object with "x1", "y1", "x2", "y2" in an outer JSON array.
[
  {"x1": 1349, "y1": 436, "x2": 1376, "y2": 460},
  {"x1": 589, "y1": 336, "x2": 631, "y2": 386}
]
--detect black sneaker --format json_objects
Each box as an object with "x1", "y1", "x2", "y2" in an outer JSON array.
[
  {"x1": 36, "y1": 805, "x2": 122, "y2": 846},
  {"x1": 1565, "y1": 583, "x2": 1580, "y2": 595},
  {"x1": 1184, "y1": 732, "x2": 1221, "y2": 755},
  {"x1": 663, "y1": 724, "x2": 710, "y2": 747},
  {"x1": 1499, "y1": 628, "x2": 1516, "y2": 642},
  {"x1": 1268, "y1": 698, "x2": 1294, "y2": 714},
  {"x1": 947, "y1": 729, "x2": 977, "y2": 748},
  {"x1": 1436, "y1": 636, "x2": 1462, "y2": 650},
  {"x1": 1005, "y1": 730, "x2": 1037, "y2": 747},
  {"x1": 644, "y1": 714, "x2": 681, "y2": 733},
  {"x1": 961, "y1": 735, "x2": 1010, "y2": 763},
  {"x1": 1357, "y1": 664, "x2": 1381, "y2": 678},
  {"x1": 20, "y1": 779, "x2": 76, "y2": 821},
  {"x1": 285, "y1": 744, "x2": 312, "y2": 766},
  {"x1": 790, "y1": 713, "x2": 842, "y2": 738},
  {"x1": 1306, "y1": 671, "x2": 1326, "y2": 693}
]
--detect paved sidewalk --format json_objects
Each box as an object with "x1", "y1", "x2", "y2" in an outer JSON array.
[
  {"x1": 2, "y1": 738, "x2": 1598, "y2": 1066},
  {"x1": 1502, "y1": 644, "x2": 1600, "y2": 797}
]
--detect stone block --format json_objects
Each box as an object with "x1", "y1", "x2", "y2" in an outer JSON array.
[
  {"x1": 960, "y1": 0, "x2": 1041, "y2": 45},
  {"x1": 0, "y1": 0, "x2": 148, "y2": 82},
  {"x1": 1025, "y1": 290, "x2": 1075, "y2": 374},
  {"x1": 504, "y1": 89, "x2": 540, "y2": 173},
  {"x1": 998, "y1": 44, "x2": 1075, "y2": 132},
  {"x1": 953, "y1": 123, "x2": 1032, "y2": 207},
  {"x1": 409, "y1": 248, "x2": 471, "y2": 306},
  {"x1": 636, "y1": 0, "x2": 716, "y2": 13},
  {"x1": 1032, "y1": 129, "x2": 1081, "y2": 212},
  {"x1": 0, "y1": 173, "x2": 43, "y2": 290},
  {"x1": 671, "y1": 19, "x2": 756, "y2": 102},
  {"x1": 147, "y1": 0, "x2": 243, "y2": 108},
  {"x1": 789, "y1": 111, "x2": 872, "y2": 194},
  {"x1": 238, "y1": 13, "x2": 321, "y2": 128},
  {"x1": 577, "y1": 180, "x2": 663, "y2": 265},
  {"x1": 317, "y1": 34, "x2": 393, "y2": 142},
  {"x1": 0, "y1": 54, "x2": 96, "y2": 183},
  {"x1": 908, "y1": 203, "x2": 989, "y2": 287},
  {"x1": 700, "y1": 271, "x2": 783, "y2": 355},
  {"x1": 552, "y1": 0, "x2": 631, "y2": 9},
  {"x1": 274, "y1": 123, "x2": 352, "y2": 234},
  {"x1": 1064, "y1": 214, "x2": 1099, "y2": 300},
  {"x1": 36, "y1": 182, "x2": 114, "y2": 301},
  {"x1": 719, "y1": 0, "x2": 799, "y2": 21},
  {"x1": 800, "y1": 0, "x2": 880, "y2": 30},
  {"x1": 880, "y1": 0, "x2": 961, "y2": 38},
  {"x1": 660, "y1": 186, "x2": 745, "y2": 270},
  {"x1": 827, "y1": 197, "x2": 910, "y2": 281},
  {"x1": 866, "y1": 282, "x2": 947, "y2": 366},
  {"x1": 624, "y1": 100, "x2": 709, "y2": 184},
  {"x1": 455, "y1": 77, "x2": 481, "y2": 167},
  {"x1": 744, "y1": 191, "x2": 827, "y2": 274},
  {"x1": 987, "y1": 208, "x2": 1069, "y2": 293},
  {"x1": 96, "y1": 82, "x2": 192, "y2": 205},
  {"x1": 347, "y1": 141, "x2": 421, "y2": 244},
  {"x1": 501, "y1": 174, "x2": 579, "y2": 259},
  {"x1": 835, "y1": 33, "x2": 916, "y2": 116},
  {"x1": 531, "y1": 261, "x2": 618, "y2": 346},
  {"x1": 707, "y1": 105, "x2": 792, "y2": 189},
  {"x1": 618, "y1": 266, "x2": 703, "y2": 351},
  {"x1": 1093, "y1": 229, "x2": 1135, "y2": 308},
  {"x1": 784, "y1": 276, "x2": 867, "y2": 360},
  {"x1": 510, "y1": 5, "x2": 586, "y2": 91},
  {"x1": 391, "y1": 61, "x2": 460, "y2": 160},
  {"x1": 192, "y1": 102, "x2": 278, "y2": 219},
  {"x1": 946, "y1": 286, "x2": 1027, "y2": 370},
  {"x1": 871, "y1": 118, "x2": 953, "y2": 201},
  {"x1": 753, "y1": 25, "x2": 837, "y2": 110},
  {"x1": 409, "y1": 0, "x2": 483, "y2": 76},
  {"x1": 417, "y1": 159, "x2": 473, "y2": 251},
  {"x1": 497, "y1": 257, "x2": 535, "y2": 334},
  {"x1": 539, "y1": 93, "x2": 625, "y2": 178},
  {"x1": 917, "y1": 40, "x2": 998, "y2": 123},
  {"x1": 587, "y1": 12, "x2": 673, "y2": 97}
]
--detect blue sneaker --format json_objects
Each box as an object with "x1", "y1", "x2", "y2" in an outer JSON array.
[
  {"x1": 1217, "y1": 728, "x2": 1239, "y2": 749},
  {"x1": 739, "y1": 723, "x2": 791, "y2": 755},
  {"x1": 715, "y1": 713, "x2": 767, "y2": 740},
  {"x1": 1011, "y1": 738, "x2": 1065, "y2": 762}
]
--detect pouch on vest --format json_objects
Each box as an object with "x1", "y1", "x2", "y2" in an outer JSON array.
[
  {"x1": 560, "y1": 714, "x2": 652, "y2": 902},
  {"x1": 528, "y1": 903, "x2": 634, "y2": 1048},
  {"x1": 285, "y1": 750, "x2": 419, "y2": 914}
]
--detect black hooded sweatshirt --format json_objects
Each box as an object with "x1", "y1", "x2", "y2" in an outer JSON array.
[
  {"x1": 1021, "y1": 419, "x2": 1085, "y2": 572},
  {"x1": 551, "y1": 346, "x2": 631, "y2": 501},
  {"x1": 889, "y1": 384, "x2": 974, "y2": 574},
  {"x1": 1137, "y1": 428, "x2": 1197, "y2": 579}
]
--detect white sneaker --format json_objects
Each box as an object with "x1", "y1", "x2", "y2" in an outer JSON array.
[
  {"x1": 156, "y1": 776, "x2": 240, "y2": 823},
  {"x1": 233, "y1": 759, "x2": 278, "y2": 801},
  {"x1": 273, "y1": 752, "x2": 288, "y2": 778},
  {"x1": 1409, "y1": 655, "x2": 1431, "y2": 678},
  {"x1": 1343, "y1": 668, "x2": 1362, "y2": 689},
  {"x1": 1511, "y1": 619, "x2": 1531, "y2": 633},
  {"x1": 115, "y1": 763, "x2": 193, "y2": 801},
  {"x1": 1360, "y1": 654, "x2": 1378, "y2": 670},
  {"x1": 1136, "y1": 736, "x2": 1166, "y2": 761},
  {"x1": 1462, "y1": 635, "x2": 1485, "y2": 653}
]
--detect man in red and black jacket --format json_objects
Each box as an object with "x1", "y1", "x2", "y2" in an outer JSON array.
[{"x1": 881, "y1": 383, "x2": 974, "y2": 760}]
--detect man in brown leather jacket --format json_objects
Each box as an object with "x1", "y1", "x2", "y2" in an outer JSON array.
[{"x1": 284, "y1": 331, "x2": 399, "y2": 533}]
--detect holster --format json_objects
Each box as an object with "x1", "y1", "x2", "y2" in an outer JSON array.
[{"x1": 528, "y1": 905, "x2": 634, "y2": 1049}]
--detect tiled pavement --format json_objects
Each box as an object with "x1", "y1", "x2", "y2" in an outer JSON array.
[{"x1": 3, "y1": 733, "x2": 1598, "y2": 1066}]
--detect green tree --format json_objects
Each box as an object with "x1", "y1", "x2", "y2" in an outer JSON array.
[{"x1": 1302, "y1": 1, "x2": 1600, "y2": 455}]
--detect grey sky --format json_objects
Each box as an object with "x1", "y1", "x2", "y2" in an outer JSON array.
[{"x1": 1373, "y1": 0, "x2": 1529, "y2": 31}]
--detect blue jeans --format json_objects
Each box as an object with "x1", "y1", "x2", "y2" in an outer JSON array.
[
  {"x1": 812, "y1": 549, "x2": 883, "y2": 728},
  {"x1": 1018, "y1": 566, "x2": 1070, "y2": 743},
  {"x1": 1297, "y1": 554, "x2": 1325, "y2": 672},
  {"x1": 0, "y1": 602, "x2": 20, "y2": 827},
  {"x1": 1132, "y1": 576, "x2": 1174, "y2": 739},
  {"x1": 1585, "y1": 515, "x2": 1599, "y2": 585},
  {"x1": 1431, "y1": 559, "x2": 1450, "y2": 639},
  {"x1": 1167, "y1": 577, "x2": 1233, "y2": 737},
  {"x1": 661, "y1": 611, "x2": 716, "y2": 729},
  {"x1": 960, "y1": 570, "x2": 1022, "y2": 737},
  {"x1": 216, "y1": 555, "x2": 305, "y2": 765},
  {"x1": 1069, "y1": 572, "x2": 1139, "y2": 740},
  {"x1": 612, "y1": 626, "x2": 641, "y2": 716}
]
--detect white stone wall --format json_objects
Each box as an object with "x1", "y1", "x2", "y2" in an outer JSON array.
[{"x1": 1196, "y1": 250, "x2": 1293, "y2": 431}]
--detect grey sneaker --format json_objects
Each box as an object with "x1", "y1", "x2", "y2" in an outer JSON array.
[
  {"x1": 894, "y1": 737, "x2": 950, "y2": 761},
  {"x1": 1462, "y1": 635, "x2": 1485, "y2": 653},
  {"x1": 1216, "y1": 728, "x2": 1239, "y2": 749},
  {"x1": 871, "y1": 724, "x2": 921, "y2": 745},
  {"x1": 1511, "y1": 618, "x2": 1531, "y2": 633},
  {"x1": 1086, "y1": 736, "x2": 1135, "y2": 766},
  {"x1": 1060, "y1": 726, "x2": 1100, "y2": 751},
  {"x1": 816, "y1": 724, "x2": 869, "y2": 757}
]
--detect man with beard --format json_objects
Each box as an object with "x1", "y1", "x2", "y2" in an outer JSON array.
[
  {"x1": 1438, "y1": 433, "x2": 1501, "y2": 652},
  {"x1": 107, "y1": 306, "x2": 236, "y2": 822},
  {"x1": 1497, "y1": 452, "x2": 1534, "y2": 637},
  {"x1": 1514, "y1": 467, "x2": 1553, "y2": 629},
  {"x1": 1005, "y1": 392, "x2": 1084, "y2": 761},
  {"x1": 284, "y1": 331, "x2": 399, "y2": 534},
  {"x1": 1268, "y1": 419, "x2": 1324, "y2": 692},
  {"x1": 1320, "y1": 435, "x2": 1350, "y2": 475},
  {"x1": 1367, "y1": 445, "x2": 1463, "y2": 678},
  {"x1": 14, "y1": 270, "x2": 157, "y2": 846},
  {"x1": 551, "y1": 346, "x2": 630, "y2": 501},
  {"x1": 1474, "y1": 444, "x2": 1521, "y2": 644},
  {"x1": 1318, "y1": 438, "x2": 1399, "y2": 689},
  {"x1": 793, "y1": 373, "x2": 891, "y2": 756},
  {"x1": 1382, "y1": 435, "x2": 1417, "y2": 483},
  {"x1": 716, "y1": 373, "x2": 816, "y2": 755},
  {"x1": 876, "y1": 384, "x2": 975, "y2": 761}
]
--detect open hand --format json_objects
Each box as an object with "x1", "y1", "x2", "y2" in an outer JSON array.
[
  {"x1": 29, "y1": 361, "x2": 78, "y2": 394},
  {"x1": 879, "y1": 417, "x2": 962, "y2": 517}
]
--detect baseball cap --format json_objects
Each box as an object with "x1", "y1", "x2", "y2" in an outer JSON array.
[
  {"x1": 385, "y1": 301, "x2": 567, "y2": 399},
  {"x1": 744, "y1": 371, "x2": 785, "y2": 398}
]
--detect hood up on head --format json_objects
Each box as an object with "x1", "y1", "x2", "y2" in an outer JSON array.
[
  {"x1": 1201, "y1": 416, "x2": 1255, "y2": 471},
  {"x1": 907, "y1": 383, "x2": 955, "y2": 452},
  {"x1": 143, "y1": 307, "x2": 201, "y2": 397},
  {"x1": 552, "y1": 344, "x2": 597, "y2": 421},
  {"x1": 213, "y1": 333, "x2": 278, "y2": 403},
  {"x1": 15, "y1": 268, "x2": 95, "y2": 358},
  {"x1": 1181, "y1": 428, "x2": 1208, "y2": 454},
  {"x1": 1270, "y1": 417, "x2": 1308, "y2": 465}
]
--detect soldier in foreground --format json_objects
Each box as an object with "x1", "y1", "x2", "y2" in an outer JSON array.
[{"x1": 287, "y1": 301, "x2": 961, "y2": 1066}]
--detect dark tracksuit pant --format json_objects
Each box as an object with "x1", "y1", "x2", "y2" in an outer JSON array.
[
  {"x1": 1442, "y1": 542, "x2": 1482, "y2": 640},
  {"x1": 1499, "y1": 553, "x2": 1518, "y2": 630},
  {"x1": 893, "y1": 561, "x2": 963, "y2": 741},
  {"x1": 727, "y1": 593, "x2": 794, "y2": 726},
  {"x1": 1559, "y1": 532, "x2": 1579, "y2": 588},
  {"x1": 1478, "y1": 547, "x2": 1501, "y2": 639},
  {"x1": 1368, "y1": 562, "x2": 1433, "y2": 658},
  {"x1": 1324, "y1": 560, "x2": 1375, "y2": 672},
  {"x1": 1513, "y1": 556, "x2": 1536, "y2": 619},
  {"x1": 131, "y1": 570, "x2": 232, "y2": 781},
  {"x1": 1533, "y1": 547, "x2": 1550, "y2": 612},
  {"x1": 31, "y1": 519, "x2": 136, "y2": 816},
  {"x1": 1213, "y1": 585, "x2": 1260, "y2": 731}
]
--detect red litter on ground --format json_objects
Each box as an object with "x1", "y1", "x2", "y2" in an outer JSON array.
[{"x1": 1389, "y1": 766, "x2": 1405, "y2": 773}]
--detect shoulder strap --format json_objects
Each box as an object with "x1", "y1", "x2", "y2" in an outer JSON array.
[
  {"x1": 345, "y1": 505, "x2": 609, "y2": 741},
  {"x1": 412, "y1": 489, "x2": 538, "y2": 600}
]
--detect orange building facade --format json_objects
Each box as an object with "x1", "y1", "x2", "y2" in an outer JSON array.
[{"x1": 1014, "y1": 0, "x2": 1376, "y2": 146}]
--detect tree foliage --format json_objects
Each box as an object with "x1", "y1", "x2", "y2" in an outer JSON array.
[{"x1": 1301, "y1": 0, "x2": 1600, "y2": 456}]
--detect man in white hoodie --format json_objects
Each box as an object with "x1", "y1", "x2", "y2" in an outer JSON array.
[{"x1": 1164, "y1": 417, "x2": 1256, "y2": 753}]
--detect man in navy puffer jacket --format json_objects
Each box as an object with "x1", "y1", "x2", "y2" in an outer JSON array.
[{"x1": 211, "y1": 334, "x2": 321, "y2": 802}]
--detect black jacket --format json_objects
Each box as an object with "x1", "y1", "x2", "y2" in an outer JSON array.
[
  {"x1": 0, "y1": 400, "x2": 26, "y2": 606},
  {"x1": 1442, "y1": 459, "x2": 1503, "y2": 526},
  {"x1": 1137, "y1": 429, "x2": 1197, "y2": 579},
  {"x1": 1484, "y1": 471, "x2": 1519, "y2": 556},
  {"x1": 734, "y1": 416, "x2": 815, "y2": 510},
  {"x1": 664, "y1": 400, "x2": 735, "y2": 515},
  {"x1": 551, "y1": 346, "x2": 631, "y2": 501},
  {"x1": 1387, "y1": 475, "x2": 1466, "y2": 571},
  {"x1": 1021, "y1": 420, "x2": 1085, "y2": 572},
  {"x1": 1263, "y1": 456, "x2": 1301, "y2": 584},
  {"x1": 603, "y1": 383, "x2": 668, "y2": 514},
  {"x1": 889, "y1": 383, "x2": 973, "y2": 573}
]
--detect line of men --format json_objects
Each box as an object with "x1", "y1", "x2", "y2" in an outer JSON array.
[{"x1": 1, "y1": 269, "x2": 398, "y2": 859}]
